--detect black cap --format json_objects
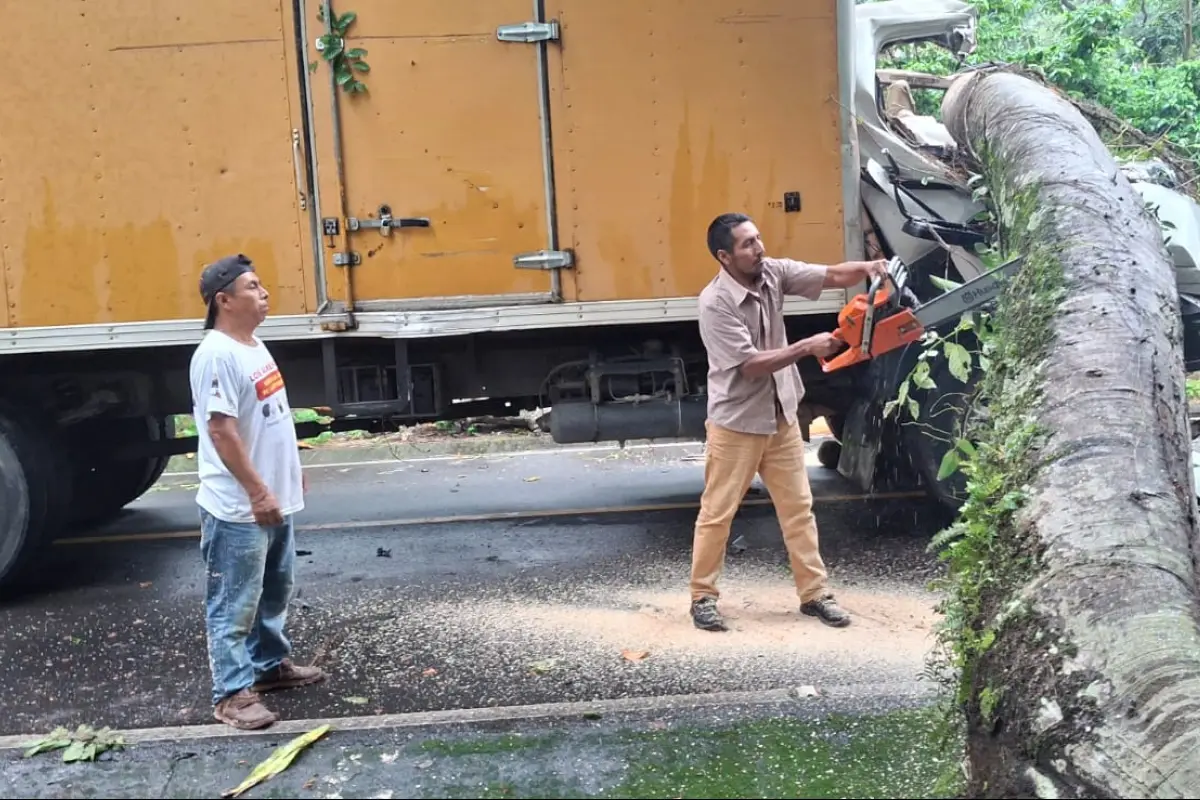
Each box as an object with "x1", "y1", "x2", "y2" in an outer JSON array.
[{"x1": 199, "y1": 254, "x2": 255, "y2": 330}]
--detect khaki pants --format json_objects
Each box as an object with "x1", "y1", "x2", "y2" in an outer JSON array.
[{"x1": 690, "y1": 417, "x2": 829, "y2": 605}]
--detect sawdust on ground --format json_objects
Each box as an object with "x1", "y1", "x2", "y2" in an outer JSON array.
[{"x1": 415, "y1": 564, "x2": 939, "y2": 676}]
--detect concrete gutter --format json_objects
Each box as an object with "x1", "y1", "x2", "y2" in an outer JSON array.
[{"x1": 0, "y1": 680, "x2": 935, "y2": 751}]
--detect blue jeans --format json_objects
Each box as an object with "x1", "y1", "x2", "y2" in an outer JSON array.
[{"x1": 199, "y1": 509, "x2": 295, "y2": 706}]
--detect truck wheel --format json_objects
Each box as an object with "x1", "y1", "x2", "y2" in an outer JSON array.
[
  {"x1": 817, "y1": 439, "x2": 842, "y2": 469},
  {"x1": 0, "y1": 404, "x2": 71, "y2": 591},
  {"x1": 903, "y1": 352, "x2": 983, "y2": 509},
  {"x1": 69, "y1": 416, "x2": 174, "y2": 528}
]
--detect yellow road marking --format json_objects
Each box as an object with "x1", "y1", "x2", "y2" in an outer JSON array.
[{"x1": 53, "y1": 490, "x2": 930, "y2": 547}]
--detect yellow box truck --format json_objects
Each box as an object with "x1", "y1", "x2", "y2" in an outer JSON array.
[{"x1": 7, "y1": 0, "x2": 1194, "y2": 589}]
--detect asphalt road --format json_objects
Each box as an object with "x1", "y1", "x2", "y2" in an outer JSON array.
[{"x1": 0, "y1": 439, "x2": 953, "y2": 740}]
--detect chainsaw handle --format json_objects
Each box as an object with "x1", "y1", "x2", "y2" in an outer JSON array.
[
  {"x1": 865, "y1": 271, "x2": 901, "y2": 310},
  {"x1": 816, "y1": 329, "x2": 850, "y2": 373}
]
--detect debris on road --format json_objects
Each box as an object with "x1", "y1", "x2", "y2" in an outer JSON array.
[
  {"x1": 221, "y1": 723, "x2": 331, "y2": 799},
  {"x1": 528, "y1": 657, "x2": 561, "y2": 674},
  {"x1": 23, "y1": 724, "x2": 125, "y2": 763}
]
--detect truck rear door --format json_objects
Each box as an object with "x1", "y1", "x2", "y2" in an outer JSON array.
[
  {"x1": 306, "y1": 0, "x2": 565, "y2": 308},
  {"x1": 544, "y1": 0, "x2": 850, "y2": 304}
]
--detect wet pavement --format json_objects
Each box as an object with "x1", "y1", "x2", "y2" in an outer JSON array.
[
  {"x1": 2, "y1": 689, "x2": 957, "y2": 799},
  {"x1": 0, "y1": 439, "x2": 952, "y2": 746}
]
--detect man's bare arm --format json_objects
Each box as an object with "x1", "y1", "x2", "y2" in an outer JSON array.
[
  {"x1": 208, "y1": 413, "x2": 282, "y2": 525},
  {"x1": 821, "y1": 259, "x2": 888, "y2": 289},
  {"x1": 738, "y1": 333, "x2": 841, "y2": 379}
]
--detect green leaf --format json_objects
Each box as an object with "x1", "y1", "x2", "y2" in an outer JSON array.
[
  {"x1": 334, "y1": 10, "x2": 357, "y2": 33},
  {"x1": 336, "y1": 65, "x2": 354, "y2": 85},
  {"x1": 944, "y1": 341, "x2": 971, "y2": 384},
  {"x1": 353, "y1": 61, "x2": 370, "y2": 72},
  {"x1": 930, "y1": 274, "x2": 963, "y2": 292},
  {"x1": 937, "y1": 449, "x2": 960, "y2": 481},
  {"x1": 62, "y1": 741, "x2": 87, "y2": 763},
  {"x1": 347, "y1": 47, "x2": 368, "y2": 58},
  {"x1": 222, "y1": 725, "x2": 331, "y2": 798},
  {"x1": 912, "y1": 360, "x2": 937, "y2": 390},
  {"x1": 23, "y1": 728, "x2": 71, "y2": 758},
  {"x1": 955, "y1": 437, "x2": 977, "y2": 458},
  {"x1": 906, "y1": 396, "x2": 920, "y2": 419}
]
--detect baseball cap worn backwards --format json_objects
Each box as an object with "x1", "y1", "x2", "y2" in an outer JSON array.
[{"x1": 199, "y1": 254, "x2": 254, "y2": 330}]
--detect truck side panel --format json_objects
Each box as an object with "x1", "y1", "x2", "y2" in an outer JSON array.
[
  {"x1": 547, "y1": 0, "x2": 847, "y2": 303},
  {"x1": 305, "y1": 0, "x2": 553, "y2": 306},
  {"x1": 0, "y1": 0, "x2": 315, "y2": 328}
]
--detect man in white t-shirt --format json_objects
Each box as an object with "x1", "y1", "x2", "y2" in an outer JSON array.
[{"x1": 189, "y1": 254, "x2": 326, "y2": 731}]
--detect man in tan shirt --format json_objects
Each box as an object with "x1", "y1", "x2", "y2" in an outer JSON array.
[{"x1": 690, "y1": 212, "x2": 887, "y2": 632}]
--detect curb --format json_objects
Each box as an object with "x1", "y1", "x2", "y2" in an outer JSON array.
[
  {"x1": 157, "y1": 426, "x2": 837, "y2": 486},
  {"x1": 0, "y1": 681, "x2": 935, "y2": 751},
  {"x1": 159, "y1": 435, "x2": 703, "y2": 480},
  {"x1": 157, "y1": 419, "x2": 835, "y2": 482}
]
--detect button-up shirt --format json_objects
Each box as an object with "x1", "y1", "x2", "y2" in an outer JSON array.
[{"x1": 697, "y1": 257, "x2": 827, "y2": 435}]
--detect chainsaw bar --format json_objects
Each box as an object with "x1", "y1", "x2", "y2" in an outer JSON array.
[{"x1": 911, "y1": 255, "x2": 1026, "y2": 330}]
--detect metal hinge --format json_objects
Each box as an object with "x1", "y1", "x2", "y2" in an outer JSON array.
[
  {"x1": 513, "y1": 249, "x2": 574, "y2": 270},
  {"x1": 333, "y1": 251, "x2": 360, "y2": 267},
  {"x1": 496, "y1": 20, "x2": 561, "y2": 43}
]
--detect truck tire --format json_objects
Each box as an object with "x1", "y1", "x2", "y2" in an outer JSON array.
[
  {"x1": 69, "y1": 416, "x2": 173, "y2": 528},
  {"x1": 0, "y1": 404, "x2": 71, "y2": 592}
]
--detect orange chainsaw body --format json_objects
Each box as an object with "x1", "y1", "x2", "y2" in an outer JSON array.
[{"x1": 819, "y1": 282, "x2": 926, "y2": 372}]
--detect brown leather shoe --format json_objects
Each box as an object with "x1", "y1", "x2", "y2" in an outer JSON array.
[
  {"x1": 252, "y1": 658, "x2": 327, "y2": 693},
  {"x1": 214, "y1": 689, "x2": 278, "y2": 730}
]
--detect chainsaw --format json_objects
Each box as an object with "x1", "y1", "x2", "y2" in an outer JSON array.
[{"x1": 818, "y1": 254, "x2": 1026, "y2": 373}]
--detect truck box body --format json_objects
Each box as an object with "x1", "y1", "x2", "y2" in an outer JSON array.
[
  {"x1": 1, "y1": 0, "x2": 853, "y2": 336},
  {"x1": 0, "y1": 0, "x2": 869, "y2": 591}
]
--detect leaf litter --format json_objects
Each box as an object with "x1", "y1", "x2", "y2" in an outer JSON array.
[
  {"x1": 222, "y1": 724, "x2": 330, "y2": 798},
  {"x1": 23, "y1": 724, "x2": 125, "y2": 763}
]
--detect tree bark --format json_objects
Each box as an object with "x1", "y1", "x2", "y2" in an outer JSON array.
[{"x1": 938, "y1": 68, "x2": 1200, "y2": 797}]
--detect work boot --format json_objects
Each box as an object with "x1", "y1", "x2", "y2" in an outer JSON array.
[
  {"x1": 252, "y1": 658, "x2": 327, "y2": 693},
  {"x1": 800, "y1": 594, "x2": 851, "y2": 628},
  {"x1": 691, "y1": 597, "x2": 728, "y2": 632},
  {"x1": 214, "y1": 689, "x2": 278, "y2": 730}
]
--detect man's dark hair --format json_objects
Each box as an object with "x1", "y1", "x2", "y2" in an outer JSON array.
[{"x1": 706, "y1": 213, "x2": 753, "y2": 260}]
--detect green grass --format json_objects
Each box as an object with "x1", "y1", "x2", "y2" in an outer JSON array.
[
  {"x1": 611, "y1": 708, "x2": 961, "y2": 800},
  {"x1": 169, "y1": 408, "x2": 327, "y2": 444},
  {"x1": 416, "y1": 733, "x2": 563, "y2": 757},
  {"x1": 413, "y1": 707, "x2": 964, "y2": 800}
]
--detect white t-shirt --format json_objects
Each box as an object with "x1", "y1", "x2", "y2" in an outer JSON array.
[{"x1": 189, "y1": 330, "x2": 304, "y2": 524}]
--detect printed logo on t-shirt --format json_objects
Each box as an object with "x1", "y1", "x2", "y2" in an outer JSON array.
[
  {"x1": 252, "y1": 364, "x2": 285, "y2": 401},
  {"x1": 210, "y1": 376, "x2": 223, "y2": 400}
]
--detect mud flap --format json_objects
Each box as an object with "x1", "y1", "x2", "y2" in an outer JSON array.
[{"x1": 834, "y1": 335, "x2": 926, "y2": 494}]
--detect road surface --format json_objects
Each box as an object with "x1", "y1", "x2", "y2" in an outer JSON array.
[{"x1": 0, "y1": 438, "x2": 951, "y2": 742}]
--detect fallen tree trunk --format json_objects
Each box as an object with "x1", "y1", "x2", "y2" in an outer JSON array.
[{"x1": 933, "y1": 68, "x2": 1200, "y2": 797}]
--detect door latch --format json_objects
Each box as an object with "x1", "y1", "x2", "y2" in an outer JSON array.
[{"x1": 347, "y1": 205, "x2": 431, "y2": 237}]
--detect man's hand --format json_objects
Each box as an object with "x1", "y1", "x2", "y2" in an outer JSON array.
[
  {"x1": 803, "y1": 332, "x2": 845, "y2": 359},
  {"x1": 250, "y1": 487, "x2": 284, "y2": 528},
  {"x1": 864, "y1": 258, "x2": 889, "y2": 283}
]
